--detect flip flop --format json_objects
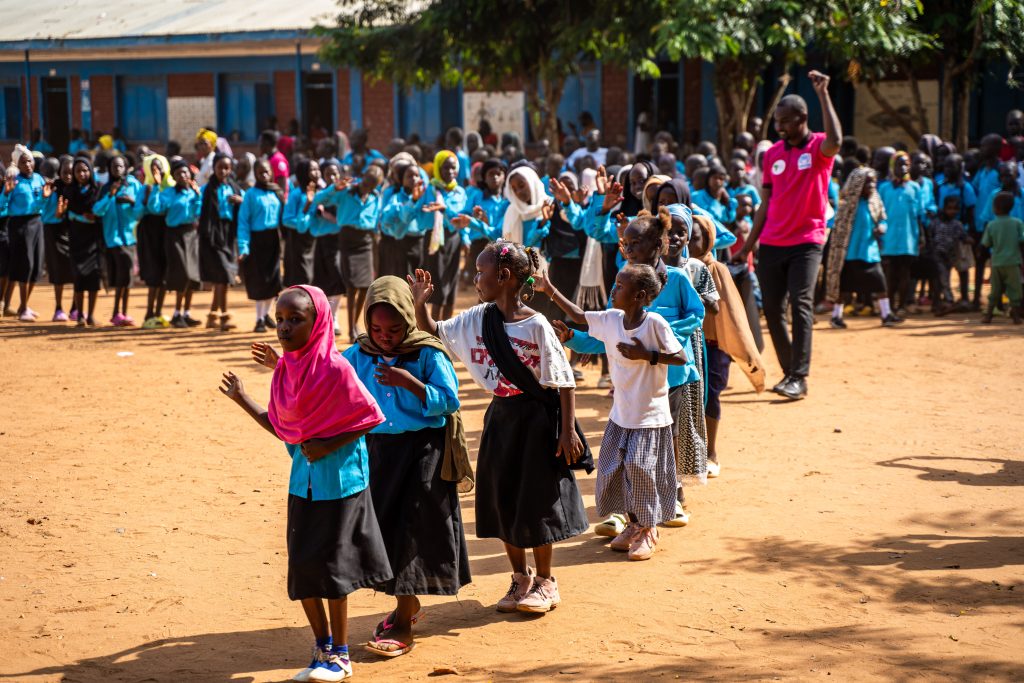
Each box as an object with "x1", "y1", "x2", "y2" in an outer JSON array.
[
  {"x1": 373, "y1": 609, "x2": 424, "y2": 639},
  {"x1": 365, "y1": 638, "x2": 415, "y2": 658}
]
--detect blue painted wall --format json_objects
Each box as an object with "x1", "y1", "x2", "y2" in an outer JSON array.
[{"x1": 118, "y1": 76, "x2": 168, "y2": 140}]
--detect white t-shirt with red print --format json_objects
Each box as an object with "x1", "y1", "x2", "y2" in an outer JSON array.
[{"x1": 436, "y1": 304, "x2": 575, "y2": 397}]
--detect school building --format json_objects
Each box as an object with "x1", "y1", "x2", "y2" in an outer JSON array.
[{"x1": 2, "y1": 1, "x2": 1022, "y2": 157}]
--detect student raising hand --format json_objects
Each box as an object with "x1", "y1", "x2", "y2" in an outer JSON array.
[
  {"x1": 540, "y1": 200, "x2": 556, "y2": 223},
  {"x1": 601, "y1": 181, "x2": 624, "y2": 213},
  {"x1": 472, "y1": 205, "x2": 489, "y2": 224},
  {"x1": 594, "y1": 165, "x2": 609, "y2": 195},
  {"x1": 3, "y1": 176, "x2": 15, "y2": 194},
  {"x1": 407, "y1": 268, "x2": 434, "y2": 306},
  {"x1": 531, "y1": 272, "x2": 552, "y2": 295},
  {"x1": 333, "y1": 176, "x2": 353, "y2": 192},
  {"x1": 42, "y1": 181, "x2": 53, "y2": 198},
  {"x1": 219, "y1": 371, "x2": 245, "y2": 401},
  {"x1": 549, "y1": 177, "x2": 572, "y2": 205},
  {"x1": 451, "y1": 214, "x2": 471, "y2": 229},
  {"x1": 251, "y1": 341, "x2": 280, "y2": 370}
]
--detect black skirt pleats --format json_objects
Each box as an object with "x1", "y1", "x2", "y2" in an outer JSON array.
[
  {"x1": 378, "y1": 234, "x2": 425, "y2": 280},
  {"x1": 283, "y1": 227, "x2": 316, "y2": 287},
  {"x1": 6, "y1": 215, "x2": 45, "y2": 283},
  {"x1": 475, "y1": 393, "x2": 589, "y2": 548},
  {"x1": 840, "y1": 259, "x2": 887, "y2": 295},
  {"x1": 68, "y1": 221, "x2": 105, "y2": 292},
  {"x1": 286, "y1": 487, "x2": 393, "y2": 600},
  {"x1": 105, "y1": 246, "x2": 135, "y2": 288},
  {"x1": 136, "y1": 214, "x2": 167, "y2": 288},
  {"x1": 312, "y1": 231, "x2": 346, "y2": 297},
  {"x1": 243, "y1": 228, "x2": 283, "y2": 301},
  {"x1": 163, "y1": 225, "x2": 201, "y2": 292},
  {"x1": 199, "y1": 215, "x2": 234, "y2": 284},
  {"x1": 367, "y1": 428, "x2": 471, "y2": 596},
  {"x1": 44, "y1": 221, "x2": 75, "y2": 285},
  {"x1": 339, "y1": 226, "x2": 375, "y2": 290}
]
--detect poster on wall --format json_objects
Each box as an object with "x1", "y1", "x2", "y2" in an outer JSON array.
[
  {"x1": 853, "y1": 80, "x2": 939, "y2": 148},
  {"x1": 462, "y1": 91, "x2": 525, "y2": 144}
]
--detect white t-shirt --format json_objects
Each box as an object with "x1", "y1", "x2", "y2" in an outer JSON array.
[
  {"x1": 584, "y1": 309, "x2": 682, "y2": 428},
  {"x1": 437, "y1": 304, "x2": 575, "y2": 397}
]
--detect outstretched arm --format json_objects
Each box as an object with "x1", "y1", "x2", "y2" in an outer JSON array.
[
  {"x1": 219, "y1": 372, "x2": 276, "y2": 437},
  {"x1": 809, "y1": 70, "x2": 841, "y2": 157},
  {"x1": 408, "y1": 269, "x2": 438, "y2": 336},
  {"x1": 533, "y1": 273, "x2": 587, "y2": 325}
]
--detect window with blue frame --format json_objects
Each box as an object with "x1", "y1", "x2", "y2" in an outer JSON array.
[
  {"x1": 218, "y1": 74, "x2": 274, "y2": 141},
  {"x1": 117, "y1": 76, "x2": 168, "y2": 141},
  {"x1": 1, "y1": 85, "x2": 21, "y2": 139}
]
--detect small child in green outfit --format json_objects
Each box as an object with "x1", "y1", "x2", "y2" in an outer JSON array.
[{"x1": 981, "y1": 191, "x2": 1024, "y2": 324}]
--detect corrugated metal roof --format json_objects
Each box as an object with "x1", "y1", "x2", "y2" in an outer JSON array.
[{"x1": 0, "y1": 0, "x2": 341, "y2": 42}]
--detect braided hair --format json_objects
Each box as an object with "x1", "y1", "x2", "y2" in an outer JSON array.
[
  {"x1": 629, "y1": 207, "x2": 672, "y2": 272},
  {"x1": 482, "y1": 240, "x2": 541, "y2": 301},
  {"x1": 621, "y1": 262, "x2": 664, "y2": 301}
]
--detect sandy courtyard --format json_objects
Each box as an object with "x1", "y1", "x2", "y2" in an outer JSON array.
[{"x1": 1, "y1": 287, "x2": 1021, "y2": 682}]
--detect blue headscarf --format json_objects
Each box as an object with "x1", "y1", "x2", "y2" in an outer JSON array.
[{"x1": 666, "y1": 203, "x2": 693, "y2": 236}]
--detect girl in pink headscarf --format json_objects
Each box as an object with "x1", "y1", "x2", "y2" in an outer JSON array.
[{"x1": 220, "y1": 284, "x2": 390, "y2": 683}]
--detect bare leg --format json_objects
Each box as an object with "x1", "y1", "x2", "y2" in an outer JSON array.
[
  {"x1": 706, "y1": 416, "x2": 720, "y2": 464},
  {"x1": 184, "y1": 287, "x2": 193, "y2": 311},
  {"x1": 86, "y1": 290, "x2": 98, "y2": 323},
  {"x1": 379, "y1": 595, "x2": 421, "y2": 645},
  {"x1": 301, "y1": 598, "x2": 330, "y2": 641},
  {"x1": 155, "y1": 287, "x2": 166, "y2": 317},
  {"x1": 174, "y1": 290, "x2": 185, "y2": 312},
  {"x1": 121, "y1": 287, "x2": 130, "y2": 316},
  {"x1": 352, "y1": 288, "x2": 368, "y2": 335},
  {"x1": 16, "y1": 282, "x2": 29, "y2": 313},
  {"x1": 3, "y1": 280, "x2": 15, "y2": 312},
  {"x1": 112, "y1": 288, "x2": 123, "y2": 319},
  {"x1": 54, "y1": 283, "x2": 65, "y2": 312},
  {"x1": 503, "y1": 542, "x2": 528, "y2": 574},
  {"x1": 347, "y1": 291, "x2": 359, "y2": 342},
  {"x1": 327, "y1": 597, "x2": 348, "y2": 647},
  {"x1": 531, "y1": 544, "x2": 553, "y2": 579}
]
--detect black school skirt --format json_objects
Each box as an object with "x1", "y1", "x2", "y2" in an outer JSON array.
[
  {"x1": 378, "y1": 233, "x2": 425, "y2": 280},
  {"x1": 0, "y1": 217, "x2": 8, "y2": 279},
  {"x1": 840, "y1": 259, "x2": 887, "y2": 295},
  {"x1": 69, "y1": 221, "x2": 105, "y2": 292},
  {"x1": 199, "y1": 216, "x2": 234, "y2": 285},
  {"x1": 105, "y1": 246, "x2": 135, "y2": 288},
  {"x1": 7, "y1": 215, "x2": 45, "y2": 283},
  {"x1": 243, "y1": 229, "x2": 283, "y2": 301},
  {"x1": 283, "y1": 227, "x2": 315, "y2": 288},
  {"x1": 367, "y1": 427, "x2": 471, "y2": 596},
  {"x1": 339, "y1": 226, "x2": 375, "y2": 289},
  {"x1": 476, "y1": 393, "x2": 589, "y2": 548},
  {"x1": 424, "y1": 229, "x2": 462, "y2": 308},
  {"x1": 163, "y1": 225, "x2": 201, "y2": 292},
  {"x1": 137, "y1": 214, "x2": 166, "y2": 288},
  {"x1": 44, "y1": 221, "x2": 75, "y2": 285},
  {"x1": 312, "y1": 231, "x2": 345, "y2": 297},
  {"x1": 287, "y1": 487, "x2": 393, "y2": 600}
]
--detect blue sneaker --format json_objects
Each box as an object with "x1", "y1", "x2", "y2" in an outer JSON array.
[
  {"x1": 308, "y1": 649, "x2": 352, "y2": 681},
  {"x1": 292, "y1": 645, "x2": 327, "y2": 682}
]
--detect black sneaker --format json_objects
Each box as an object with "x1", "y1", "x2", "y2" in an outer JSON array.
[
  {"x1": 881, "y1": 314, "x2": 904, "y2": 327},
  {"x1": 771, "y1": 376, "x2": 791, "y2": 395},
  {"x1": 171, "y1": 314, "x2": 189, "y2": 329},
  {"x1": 981, "y1": 311, "x2": 994, "y2": 324},
  {"x1": 183, "y1": 314, "x2": 202, "y2": 327},
  {"x1": 263, "y1": 314, "x2": 277, "y2": 329},
  {"x1": 830, "y1": 316, "x2": 847, "y2": 329},
  {"x1": 777, "y1": 376, "x2": 807, "y2": 400},
  {"x1": 254, "y1": 319, "x2": 267, "y2": 333}
]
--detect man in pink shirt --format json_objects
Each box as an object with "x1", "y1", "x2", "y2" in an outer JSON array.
[{"x1": 734, "y1": 70, "x2": 840, "y2": 400}]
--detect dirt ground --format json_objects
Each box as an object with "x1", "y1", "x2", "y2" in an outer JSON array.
[{"x1": 1, "y1": 285, "x2": 1022, "y2": 682}]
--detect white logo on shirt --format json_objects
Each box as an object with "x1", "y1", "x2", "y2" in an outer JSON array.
[
  {"x1": 772, "y1": 160, "x2": 787, "y2": 175},
  {"x1": 798, "y1": 153, "x2": 812, "y2": 171}
]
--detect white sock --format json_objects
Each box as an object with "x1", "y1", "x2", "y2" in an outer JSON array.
[
  {"x1": 262, "y1": 299, "x2": 275, "y2": 319},
  {"x1": 328, "y1": 296, "x2": 340, "y2": 318},
  {"x1": 184, "y1": 309, "x2": 191, "y2": 319},
  {"x1": 255, "y1": 301, "x2": 264, "y2": 319},
  {"x1": 173, "y1": 309, "x2": 181, "y2": 318},
  {"x1": 879, "y1": 298, "x2": 892, "y2": 318},
  {"x1": 832, "y1": 303, "x2": 844, "y2": 318}
]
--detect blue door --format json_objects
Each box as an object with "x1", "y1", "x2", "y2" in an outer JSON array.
[{"x1": 118, "y1": 76, "x2": 168, "y2": 141}]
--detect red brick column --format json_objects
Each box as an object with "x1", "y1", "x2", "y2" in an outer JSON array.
[
  {"x1": 273, "y1": 71, "x2": 297, "y2": 127},
  {"x1": 601, "y1": 66, "x2": 629, "y2": 146},
  {"x1": 90, "y1": 75, "x2": 115, "y2": 134},
  {"x1": 362, "y1": 78, "x2": 394, "y2": 149},
  {"x1": 168, "y1": 73, "x2": 214, "y2": 97}
]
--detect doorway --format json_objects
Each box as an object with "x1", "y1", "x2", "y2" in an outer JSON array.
[
  {"x1": 303, "y1": 72, "x2": 334, "y2": 141},
  {"x1": 632, "y1": 61, "x2": 684, "y2": 147},
  {"x1": 41, "y1": 77, "x2": 70, "y2": 153}
]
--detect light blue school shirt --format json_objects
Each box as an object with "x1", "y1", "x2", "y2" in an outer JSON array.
[
  {"x1": 427, "y1": 184, "x2": 468, "y2": 232},
  {"x1": 878, "y1": 180, "x2": 922, "y2": 257},
  {"x1": 692, "y1": 189, "x2": 737, "y2": 225},
  {"x1": 236, "y1": 187, "x2": 281, "y2": 256},
  {"x1": 341, "y1": 345, "x2": 460, "y2": 434},
  {"x1": 93, "y1": 177, "x2": 140, "y2": 248},
  {"x1": 827, "y1": 179, "x2": 840, "y2": 228},
  {"x1": 972, "y1": 166, "x2": 1000, "y2": 210},
  {"x1": 68, "y1": 140, "x2": 87, "y2": 156},
  {"x1": 464, "y1": 191, "x2": 508, "y2": 242},
  {"x1": 341, "y1": 149, "x2": 387, "y2": 173},
  {"x1": 915, "y1": 176, "x2": 937, "y2": 222},
  {"x1": 0, "y1": 173, "x2": 45, "y2": 216},
  {"x1": 456, "y1": 150, "x2": 471, "y2": 186},
  {"x1": 727, "y1": 183, "x2": 761, "y2": 207},
  {"x1": 317, "y1": 186, "x2": 382, "y2": 231},
  {"x1": 31, "y1": 140, "x2": 54, "y2": 155},
  {"x1": 846, "y1": 199, "x2": 884, "y2": 263},
  {"x1": 134, "y1": 184, "x2": 164, "y2": 218},
  {"x1": 566, "y1": 265, "x2": 704, "y2": 387},
  {"x1": 937, "y1": 181, "x2": 978, "y2": 228},
  {"x1": 41, "y1": 187, "x2": 62, "y2": 224},
  {"x1": 977, "y1": 187, "x2": 1024, "y2": 229},
  {"x1": 284, "y1": 438, "x2": 370, "y2": 501},
  {"x1": 147, "y1": 186, "x2": 201, "y2": 228},
  {"x1": 282, "y1": 185, "x2": 315, "y2": 234},
  {"x1": 199, "y1": 183, "x2": 239, "y2": 221},
  {"x1": 380, "y1": 189, "x2": 433, "y2": 239}
]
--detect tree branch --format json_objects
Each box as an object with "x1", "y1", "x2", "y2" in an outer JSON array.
[
  {"x1": 864, "y1": 79, "x2": 921, "y2": 140},
  {"x1": 760, "y1": 72, "x2": 793, "y2": 139}
]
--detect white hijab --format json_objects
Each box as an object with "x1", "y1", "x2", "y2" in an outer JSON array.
[
  {"x1": 7, "y1": 143, "x2": 30, "y2": 178},
  {"x1": 502, "y1": 166, "x2": 547, "y2": 244}
]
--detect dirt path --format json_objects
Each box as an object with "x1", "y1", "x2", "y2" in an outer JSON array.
[{"x1": 1, "y1": 288, "x2": 1021, "y2": 682}]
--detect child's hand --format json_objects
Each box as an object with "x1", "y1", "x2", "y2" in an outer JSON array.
[
  {"x1": 549, "y1": 177, "x2": 572, "y2": 204},
  {"x1": 109, "y1": 179, "x2": 122, "y2": 197},
  {"x1": 616, "y1": 337, "x2": 651, "y2": 361},
  {"x1": 407, "y1": 269, "x2": 434, "y2": 306},
  {"x1": 411, "y1": 182, "x2": 425, "y2": 202},
  {"x1": 532, "y1": 272, "x2": 553, "y2": 296},
  {"x1": 219, "y1": 372, "x2": 245, "y2": 401},
  {"x1": 251, "y1": 342, "x2": 279, "y2": 369},
  {"x1": 3, "y1": 176, "x2": 15, "y2": 194},
  {"x1": 540, "y1": 200, "x2": 556, "y2": 222},
  {"x1": 556, "y1": 427, "x2": 583, "y2": 466},
  {"x1": 451, "y1": 214, "x2": 471, "y2": 230},
  {"x1": 334, "y1": 176, "x2": 352, "y2": 191},
  {"x1": 42, "y1": 182, "x2": 53, "y2": 198},
  {"x1": 550, "y1": 319, "x2": 574, "y2": 343},
  {"x1": 473, "y1": 205, "x2": 489, "y2": 225},
  {"x1": 422, "y1": 201, "x2": 445, "y2": 213},
  {"x1": 614, "y1": 211, "x2": 629, "y2": 236},
  {"x1": 374, "y1": 364, "x2": 414, "y2": 389},
  {"x1": 299, "y1": 438, "x2": 332, "y2": 463},
  {"x1": 601, "y1": 182, "x2": 624, "y2": 213},
  {"x1": 594, "y1": 165, "x2": 608, "y2": 195},
  {"x1": 571, "y1": 186, "x2": 591, "y2": 206},
  {"x1": 151, "y1": 167, "x2": 162, "y2": 186},
  {"x1": 228, "y1": 194, "x2": 243, "y2": 205}
]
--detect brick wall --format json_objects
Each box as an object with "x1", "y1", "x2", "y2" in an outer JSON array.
[
  {"x1": 273, "y1": 71, "x2": 296, "y2": 127},
  {"x1": 362, "y1": 77, "x2": 393, "y2": 149},
  {"x1": 336, "y1": 68, "x2": 351, "y2": 132},
  {"x1": 23, "y1": 76, "x2": 37, "y2": 135},
  {"x1": 601, "y1": 66, "x2": 629, "y2": 148},
  {"x1": 90, "y1": 75, "x2": 115, "y2": 134},
  {"x1": 168, "y1": 73, "x2": 214, "y2": 98},
  {"x1": 70, "y1": 76, "x2": 81, "y2": 129}
]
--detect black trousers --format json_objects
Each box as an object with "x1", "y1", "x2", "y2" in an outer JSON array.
[
  {"x1": 883, "y1": 255, "x2": 914, "y2": 310},
  {"x1": 756, "y1": 243, "x2": 823, "y2": 380}
]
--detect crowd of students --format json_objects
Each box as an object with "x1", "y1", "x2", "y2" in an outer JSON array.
[{"x1": 4, "y1": 86, "x2": 1023, "y2": 682}]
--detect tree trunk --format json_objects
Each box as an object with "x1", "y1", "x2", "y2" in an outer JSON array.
[
  {"x1": 526, "y1": 73, "x2": 565, "y2": 154},
  {"x1": 863, "y1": 80, "x2": 922, "y2": 141},
  {"x1": 760, "y1": 72, "x2": 793, "y2": 140},
  {"x1": 940, "y1": 62, "x2": 955, "y2": 142},
  {"x1": 713, "y1": 59, "x2": 759, "y2": 157},
  {"x1": 955, "y1": 75, "x2": 973, "y2": 151},
  {"x1": 902, "y1": 63, "x2": 930, "y2": 134}
]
